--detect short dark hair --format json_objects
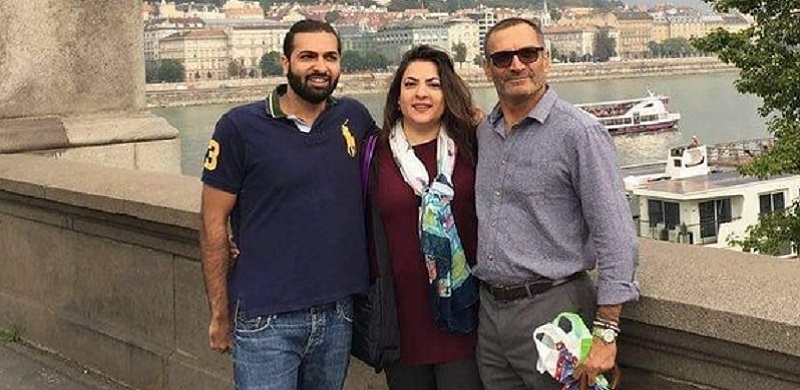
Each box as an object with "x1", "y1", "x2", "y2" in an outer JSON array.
[
  {"x1": 283, "y1": 19, "x2": 341, "y2": 57},
  {"x1": 382, "y1": 45, "x2": 478, "y2": 165},
  {"x1": 483, "y1": 18, "x2": 545, "y2": 57}
]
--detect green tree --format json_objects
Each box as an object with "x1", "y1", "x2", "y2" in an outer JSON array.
[
  {"x1": 647, "y1": 41, "x2": 663, "y2": 57},
  {"x1": 568, "y1": 51, "x2": 579, "y2": 63},
  {"x1": 145, "y1": 61, "x2": 160, "y2": 83},
  {"x1": 444, "y1": 0, "x2": 473, "y2": 12},
  {"x1": 363, "y1": 51, "x2": 390, "y2": 71},
  {"x1": 259, "y1": 51, "x2": 283, "y2": 77},
  {"x1": 549, "y1": 7, "x2": 562, "y2": 22},
  {"x1": 342, "y1": 50, "x2": 364, "y2": 72},
  {"x1": 325, "y1": 10, "x2": 341, "y2": 24},
  {"x1": 452, "y1": 42, "x2": 468, "y2": 64},
  {"x1": 158, "y1": 59, "x2": 185, "y2": 83},
  {"x1": 693, "y1": 0, "x2": 800, "y2": 255},
  {"x1": 228, "y1": 60, "x2": 242, "y2": 79},
  {"x1": 342, "y1": 50, "x2": 389, "y2": 72},
  {"x1": 593, "y1": 28, "x2": 616, "y2": 62},
  {"x1": 662, "y1": 37, "x2": 694, "y2": 57}
]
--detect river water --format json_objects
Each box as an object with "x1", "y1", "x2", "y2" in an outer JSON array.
[{"x1": 153, "y1": 72, "x2": 769, "y2": 177}]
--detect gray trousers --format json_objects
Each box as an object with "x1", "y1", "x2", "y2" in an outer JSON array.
[
  {"x1": 385, "y1": 358, "x2": 484, "y2": 390},
  {"x1": 476, "y1": 273, "x2": 596, "y2": 390}
]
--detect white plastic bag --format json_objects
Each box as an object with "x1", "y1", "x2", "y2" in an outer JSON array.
[{"x1": 532, "y1": 312, "x2": 610, "y2": 390}]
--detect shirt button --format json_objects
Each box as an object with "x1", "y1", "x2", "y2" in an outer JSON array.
[
  {"x1": 500, "y1": 160, "x2": 507, "y2": 165},
  {"x1": 487, "y1": 255, "x2": 494, "y2": 261},
  {"x1": 494, "y1": 191, "x2": 501, "y2": 197}
]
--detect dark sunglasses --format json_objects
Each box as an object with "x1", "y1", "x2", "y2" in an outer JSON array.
[{"x1": 487, "y1": 46, "x2": 545, "y2": 68}]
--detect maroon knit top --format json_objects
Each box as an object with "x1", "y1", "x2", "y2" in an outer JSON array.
[{"x1": 374, "y1": 137, "x2": 478, "y2": 365}]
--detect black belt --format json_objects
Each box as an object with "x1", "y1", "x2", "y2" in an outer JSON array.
[{"x1": 481, "y1": 273, "x2": 582, "y2": 302}]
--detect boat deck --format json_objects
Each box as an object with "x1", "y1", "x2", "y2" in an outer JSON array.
[
  {"x1": 621, "y1": 162, "x2": 666, "y2": 177},
  {"x1": 636, "y1": 170, "x2": 764, "y2": 195}
]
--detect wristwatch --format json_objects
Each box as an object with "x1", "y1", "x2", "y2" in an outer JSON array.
[{"x1": 592, "y1": 327, "x2": 618, "y2": 344}]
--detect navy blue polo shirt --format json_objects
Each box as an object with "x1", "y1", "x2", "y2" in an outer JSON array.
[{"x1": 202, "y1": 85, "x2": 376, "y2": 317}]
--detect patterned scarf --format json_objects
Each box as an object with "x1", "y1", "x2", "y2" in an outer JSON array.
[{"x1": 388, "y1": 121, "x2": 471, "y2": 298}]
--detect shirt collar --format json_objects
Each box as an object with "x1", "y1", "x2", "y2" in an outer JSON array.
[
  {"x1": 265, "y1": 84, "x2": 338, "y2": 119},
  {"x1": 487, "y1": 85, "x2": 558, "y2": 127}
]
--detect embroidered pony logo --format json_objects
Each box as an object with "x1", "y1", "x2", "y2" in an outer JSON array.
[{"x1": 341, "y1": 119, "x2": 357, "y2": 157}]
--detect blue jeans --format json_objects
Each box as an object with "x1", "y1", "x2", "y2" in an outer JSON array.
[{"x1": 233, "y1": 297, "x2": 354, "y2": 390}]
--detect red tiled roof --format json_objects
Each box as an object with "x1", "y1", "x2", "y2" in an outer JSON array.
[{"x1": 162, "y1": 29, "x2": 227, "y2": 41}]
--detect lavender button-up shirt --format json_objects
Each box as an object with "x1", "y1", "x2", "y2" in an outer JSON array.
[{"x1": 473, "y1": 87, "x2": 639, "y2": 305}]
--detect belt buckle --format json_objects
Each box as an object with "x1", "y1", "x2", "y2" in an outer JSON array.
[
  {"x1": 497, "y1": 284, "x2": 525, "y2": 301},
  {"x1": 492, "y1": 285, "x2": 508, "y2": 297},
  {"x1": 489, "y1": 284, "x2": 509, "y2": 299}
]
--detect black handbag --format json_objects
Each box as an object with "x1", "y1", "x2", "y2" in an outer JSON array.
[{"x1": 351, "y1": 134, "x2": 401, "y2": 372}]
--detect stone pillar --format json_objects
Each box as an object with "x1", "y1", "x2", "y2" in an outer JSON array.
[{"x1": 0, "y1": 0, "x2": 180, "y2": 173}]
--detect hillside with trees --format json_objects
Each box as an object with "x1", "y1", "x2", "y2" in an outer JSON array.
[
  {"x1": 165, "y1": 0, "x2": 625, "y2": 12},
  {"x1": 387, "y1": 0, "x2": 624, "y2": 12}
]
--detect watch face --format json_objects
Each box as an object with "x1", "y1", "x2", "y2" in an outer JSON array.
[{"x1": 594, "y1": 327, "x2": 617, "y2": 343}]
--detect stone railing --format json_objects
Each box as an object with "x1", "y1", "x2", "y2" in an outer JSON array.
[{"x1": 0, "y1": 154, "x2": 797, "y2": 390}]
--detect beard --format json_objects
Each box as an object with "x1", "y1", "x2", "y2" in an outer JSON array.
[{"x1": 287, "y1": 65, "x2": 339, "y2": 104}]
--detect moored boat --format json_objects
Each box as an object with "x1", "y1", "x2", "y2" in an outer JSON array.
[
  {"x1": 576, "y1": 91, "x2": 681, "y2": 135},
  {"x1": 622, "y1": 139, "x2": 798, "y2": 258}
]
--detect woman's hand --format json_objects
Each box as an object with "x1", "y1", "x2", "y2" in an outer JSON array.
[
  {"x1": 228, "y1": 235, "x2": 240, "y2": 261},
  {"x1": 470, "y1": 106, "x2": 485, "y2": 126}
]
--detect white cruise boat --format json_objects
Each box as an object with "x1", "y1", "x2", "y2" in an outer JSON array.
[
  {"x1": 576, "y1": 91, "x2": 681, "y2": 135},
  {"x1": 623, "y1": 142, "x2": 799, "y2": 257}
]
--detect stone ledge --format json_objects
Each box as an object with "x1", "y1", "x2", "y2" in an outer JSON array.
[
  {"x1": 0, "y1": 116, "x2": 68, "y2": 153},
  {"x1": 61, "y1": 114, "x2": 178, "y2": 146},
  {"x1": 620, "y1": 321, "x2": 800, "y2": 389},
  {"x1": 625, "y1": 240, "x2": 800, "y2": 357},
  {"x1": 0, "y1": 154, "x2": 199, "y2": 229},
  {"x1": 0, "y1": 114, "x2": 178, "y2": 154}
]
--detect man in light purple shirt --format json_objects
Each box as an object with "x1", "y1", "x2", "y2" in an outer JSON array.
[{"x1": 473, "y1": 18, "x2": 639, "y2": 390}]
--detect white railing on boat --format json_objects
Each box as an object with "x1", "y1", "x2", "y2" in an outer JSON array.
[{"x1": 705, "y1": 138, "x2": 774, "y2": 167}]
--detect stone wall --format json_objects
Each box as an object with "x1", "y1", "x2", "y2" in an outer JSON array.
[
  {"x1": 0, "y1": 154, "x2": 797, "y2": 390},
  {"x1": 0, "y1": 0, "x2": 144, "y2": 117},
  {"x1": 0, "y1": 1, "x2": 180, "y2": 173}
]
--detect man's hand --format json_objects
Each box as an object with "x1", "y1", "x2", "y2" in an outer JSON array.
[
  {"x1": 209, "y1": 314, "x2": 232, "y2": 354},
  {"x1": 573, "y1": 338, "x2": 617, "y2": 386}
]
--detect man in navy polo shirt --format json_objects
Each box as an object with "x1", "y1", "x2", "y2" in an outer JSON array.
[{"x1": 199, "y1": 20, "x2": 376, "y2": 390}]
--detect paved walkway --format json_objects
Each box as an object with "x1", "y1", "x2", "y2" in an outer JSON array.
[{"x1": 0, "y1": 342, "x2": 128, "y2": 390}]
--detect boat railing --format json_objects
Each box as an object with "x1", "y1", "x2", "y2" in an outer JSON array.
[
  {"x1": 705, "y1": 138, "x2": 774, "y2": 167},
  {"x1": 581, "y1": 102, "x2": 635, "y2": 117},
  {"x1": 637, "y1": 217, "x2": 745, "y2": 245}
]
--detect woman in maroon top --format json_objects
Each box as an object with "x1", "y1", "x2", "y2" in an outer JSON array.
[{"x1": 367, "y1": 45, "x2": 482, "y2": 390}]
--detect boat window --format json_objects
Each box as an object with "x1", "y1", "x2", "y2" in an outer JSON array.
[
  {"x1": 759, "y1": 191, "x2": 785, "y2": 214},
  {"x1": 648, "y1": 200, "x2": 680, "y2": 230},
  {"x1": 699, "y1": 199, "x2": 732, "y2": 239},
  {"x1": 757, "y1": 192, "x2": 794, "y2": 255}
]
